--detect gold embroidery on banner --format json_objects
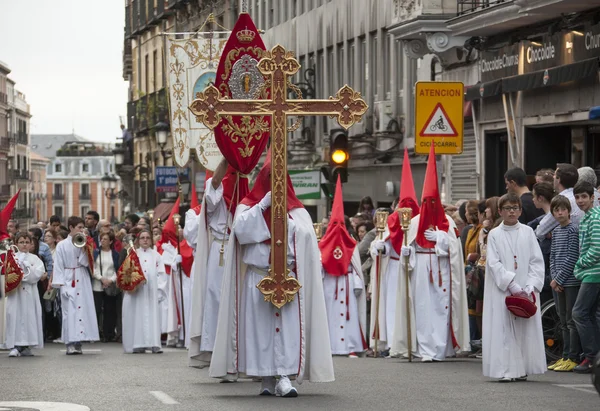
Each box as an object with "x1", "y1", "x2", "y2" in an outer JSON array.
[{"x1": 220, "y1": 115, "x2": 270, "y2": 158}]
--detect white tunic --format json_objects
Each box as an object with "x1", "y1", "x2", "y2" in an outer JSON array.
[
  {"x1": 52, "y1": 236, "x2": 99, "y2": 344},
  {"x1": 2, "y1": 252, "x2": 44, "y2": 349},
  {"x1": 323, "y1": 262, "x2": 366, "y2": 355},
  {"x1": 235, "y1": 205, "x2": 300, "y2": 376},
  {"x1": 186, "y1": 179, "x2": 230, "y2": 366},
  {"x1": 482, "y1": 222, "x2": 546, "y2": 379},
  {"x1": 161, "y1": 242, "x2": 191, "y2": 345},
  {"x1": 122, "y1": 247, "x2": 165, "y2": 353}
]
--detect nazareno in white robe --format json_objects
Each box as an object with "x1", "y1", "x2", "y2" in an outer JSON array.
[
  {"x1": 161, "y1": 242, "x2": 191, "y2": 346},
  {"x1": 122, "y1": 247, "x2": 165, "y2": 353},
  {"x1": 482, "y1": 222, "x2": 546, "y2": 379},
  {"x1": 186, "y1": 178, "x2": 231, "y2": 368},
  {"x1": 0, "y1": 267, "x2": 5, "y2": 345},
  {"x1": 2, "y1": 252, "x2": 44, "y2": 349},
  {"x1": 368, "y1": 226, "x2": 402, "y2": 351},
  {"x1": 52, "y1": 236, "x2": 99, "y2": 344},
  {"x1": 391, "y1": 214, "x2": 470, "y2": 360},
  {"x1": 210, "y1": 204, "x2": 335, "y2": 383},
  {"x1": 322, "y1": 248, "x2": 367, "y2": 355}
]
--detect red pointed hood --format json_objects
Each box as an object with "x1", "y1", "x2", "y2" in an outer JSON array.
[
  {"x1": 241, "y1": 149, "x2": 303, "y2": 229},
  {"x1": 416, "y1": 143, "x2": 448, "y2": 248},
  {"x1": 0, "y1": 189, "x2": 20, "y2": 241},
  {"x1": 319, "y1": 175, "x2": 356, "y2": 276},
  {"x1": 387, "y1": 149, "x2": 420, "y2": 253},
  {"x1": 160, "y1": 197, "x2": 180, "y2": 247},
  {"x1": 190, "y1": 183, "x2": 200, "y2": 211}
]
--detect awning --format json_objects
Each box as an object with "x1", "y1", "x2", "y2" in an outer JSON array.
[
  {"x1": 153, "y1": 201, "x2": 176, "y2": 224},
  {"x1": 590, "y1": 106, "x2": 600, "y2": 120},
  {"x1": 465, "y1": 79, "x2": 503, "y2": 101},
  {"x1": 502, "y1": 58, "x2": 599, "y2": 93}
]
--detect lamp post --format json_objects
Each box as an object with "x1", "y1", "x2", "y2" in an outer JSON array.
[
  {"x1": 101, "y1": 173, "x2": 126, "y2": 223},
  {"x1": 154, "y1": 121, "x2": 171, "y2": 164}
]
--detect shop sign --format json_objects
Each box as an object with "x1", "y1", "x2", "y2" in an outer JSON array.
[
  {"x1": 415, "y1": 82, "x2": 464, "y2": 155},
  {"x1": 522, "y1": 33, "x2": 563, "y2": 74},
  {"x1": 288, "y1": 170, "x2": 321, "y2": 200},
  {"x1": 480, "y1": 43, "x2": 521, "y2": 82},
  {"x1": 155, "y1": 166, "x2": 190, "y2": 193},
  {"x1": 572, "y1": 22, "x2": 600, "y2": 61}
]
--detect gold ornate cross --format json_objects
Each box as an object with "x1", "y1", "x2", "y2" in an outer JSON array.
[{"x1": 189, "y1": 44, "x2": 367, "y2": 308}]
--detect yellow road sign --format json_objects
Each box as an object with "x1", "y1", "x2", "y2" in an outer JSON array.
[{"x1": 415, "y1": 82, "x2": 464, "y2": 155}]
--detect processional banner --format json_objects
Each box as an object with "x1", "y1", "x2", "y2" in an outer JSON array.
[{"x1": 166, "y1": 34, "x2": 228, "y2": 169}]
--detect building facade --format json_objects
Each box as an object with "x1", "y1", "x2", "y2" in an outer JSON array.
[
  {"x1": 31, "y1": 135, "x2": 123, "y2": 223},
  {"x1": 389, "y1": 0, "x2": 600, "y2": 202},
  {"x1": 30, "y1": 152, "x2": 50, "y2": 223},
  {"x1": 0, "y1": 61, "x2": 12, "y2": 206}
]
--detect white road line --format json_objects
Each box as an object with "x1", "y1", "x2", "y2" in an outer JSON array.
[
  {"x1": 553, "y1": 384, "x2": 597, "y2": 394},
  {"x1": 59, "y1": 349, "x2": 102, "y2": 352},
  {"x1": 150, "y1": 391, "x2": 180, "y2": 405}
]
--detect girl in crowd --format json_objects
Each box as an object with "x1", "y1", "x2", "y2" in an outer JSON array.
[{"x1": 357, "y1": 196, "x2": 376, "y2": 218}]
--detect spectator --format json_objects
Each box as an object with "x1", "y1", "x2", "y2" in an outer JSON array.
[
  {"x1": 42, "y1": 227, "x2": 61, "y2": 341},
  {"x1": 49, "y1": 215, "x2": 61, "y2": 230},
  {"x1": 137, "y1": 217, "x2": 151, "y2": 231},
  {"x1": 528, "y1": 182, "x2": 556, "y2": 286},
  {"x1": 357, "y1": 196, "x2": 375, "y2": 218},
  {"x1": 85, "y1": 211, "x2": 100, "y2": 248},
  {"x1": 43, "y1": 229, "x2": 58, "y2": 258},
  {"x1": 7, "y1": 219, "x2": 19, "y2": 238},
  {"x1": 121, "y1": 124, "x2": 133, "y2": 160},
  {"x1": 321, "y1": 217, "x2": 330, "y2": 235},
  {"x1": 152, "y1": 226, "x2": 162, "y2": 246},
  {"x1": 356, "y1": 221, "x2": 374, "y2": 242},
  {"x1": 536, "y1": 169, "x2": 555, "y2": 184},
  {"x1": 92, "y1": 231, "x2": 121, "y2": 343},
  {"x1": 547, "y1": 195, "x2": 581, "y2": 372},
  {"x1": 29, "y1": 227, "x2": 53, "y2": 281},
  {"x1": 572, "y1": 181, "x2": 600, "y2": 374},
  {"x1": 124, "y1": 214, "x2": 140, "y2": 233},
  {"x1": 350, "y1": 213, "x2": 366, "y2": 230},
  {"x1": 458, "y1": 201, "x2": 471, "y2": 256},
  {"x1": 464, "y1": 200, "x2": 483, "y2": 264},
  {"x1": 577, "y1": 166, "x2": 600, "y2": 208},
  {"x1": 484, "y1": 196, "x2": 502, "y2": 228},
  {"x1": 504, "y1": 167, "x2": 543, "y2": 224}
]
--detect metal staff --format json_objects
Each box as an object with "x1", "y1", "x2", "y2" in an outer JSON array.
[
  {"x1": 373, "y1": 209, "x2": 389, "y2": 358},
  {"x1": 313, "y1": 223, "x2": 323, "y2": 242},
  {"x1": 398, "y1": 208, "x2": 413, "y2": 362},
  {"x1": 172, "y1": 212, "x2": 186, "y2": 343}
]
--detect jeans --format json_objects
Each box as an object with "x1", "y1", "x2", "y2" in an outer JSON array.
[
  {"x1": 553, "y1": 287, "x2": 582, "y2": 360},
  {"x1": 572, "y1": 282, "x2": 600, "y2": 361}
]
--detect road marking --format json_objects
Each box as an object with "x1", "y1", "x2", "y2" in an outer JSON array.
[
  {"x1": 0, "y1": 401, "x2": 90, "y2": 410},
  {"x1": 553, "y1": 384, "x2": 597, "y2": 394},
  {"x1": 150, "y1": 391, "x2": 180, "y2": 405},
  {"x1": 59, "y1": 349, "x2": 102, "y2": 352}
]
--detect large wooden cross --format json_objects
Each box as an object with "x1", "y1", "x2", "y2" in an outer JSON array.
[{"x1": 189, "y1": 44, "x2": 367, "y2": 309}]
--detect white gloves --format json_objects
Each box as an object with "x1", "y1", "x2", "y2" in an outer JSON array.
[
  {"x1": 401, "y1": 246, "x2": 412, "y2": 257},
  {"x1": 424, "y1": 229, "x2": 438, "y2": 243},
  {"x1": 524, "y1": 285, "x2": 534, "y2": 295},
  {"x1": 508, "y1": 281, "x2": 523, "y2": 296},
  {"x1": 174, "y1": 255, "x2": 183, "y2": 264},
  {"x1": 258, "y1": 191, "x2": 272, "y2": 211},
  {"x1": 370, "y1": 240, "x2": 386, "y2": 258}
]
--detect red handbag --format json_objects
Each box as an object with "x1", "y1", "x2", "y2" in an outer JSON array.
[{"x1": 505, "y1": 293, "x2": 537, "y2": 318}]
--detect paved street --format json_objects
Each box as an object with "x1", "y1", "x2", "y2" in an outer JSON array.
[{"x1": 0, "y1": 342, "x2": 597, "y2": 411}]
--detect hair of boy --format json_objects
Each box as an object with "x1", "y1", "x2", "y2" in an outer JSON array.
[
  {"x1": 532, "y1": 182, "x2": 555, "y2": 203},
  {"x1": 28, "y1": 227, "x2": 43, "y2": 241},
  {"x1": 15, "y1": 232, "x2": 32, "y2": 244},
  {"x1": 573, "y1": 181, "x2": 595, "y2": 197},
  {"x1": 550, "y1": 194, "x2": 571, "y2": 214},
  {"x1": 535, "y1": 168, "x2": 555, "y2": 183},
  {"x1": 498, "y1": 192, "x2": 522, "y2": 209},
  {"x1": 49, "y1": 215, "x2": 61, "y2": 224},
  {"x1": 555, "y1": 163, "x2": 579, "y2": 189},
  {"x1": 86, "y1": 210, "x2": 100, "y2": 223},
  {"x1": 504, "y1": 167, "x2": 527, "y2": 187},
  {"x1": 126, "y1": 213, "x2": 140, "y2": 225},
  {"x1": 67, "y1": 216, "x2": 84, "y2": 230}
]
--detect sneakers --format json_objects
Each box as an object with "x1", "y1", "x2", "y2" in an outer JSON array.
[
  {"x1": 515, "y1": 375, "x2": 527, "y2": 382},
  {"x1": 20, "y1": 347, "x2": 33, "y2": 357},
  {"x1": 348, "y1": 352, "x2": 358, "y2": 358},
  {"x1": 498, "y1": 377, "x2": 512, "y2": 383},
  {"x1": 66, "y1": 345, "x2": 77, "y2": 355},
  {"x1": 573, "y1": 358, "x2": 593, "y2": 374},
  {"x1": 548, "y1": 358, "x2": 565, "y2": 370},
  {"x1": 151, "y1": 347, "x2": 163, "y2": 354},
  {"x1": 8, "y1": 348, "x2": 20, "y2": 357},
  {"x1": 132, "y1": 348, "x2": 146, "y2": 354},
  {"x1": 555, "y1": 359, "x2": 578, "y2": 372},
  {"x1": 259, "y1": 377, "x2": 276, "y2": 396},
  {"x1": 421, "y1": 356, "x2": 433, "y2": 363},
  {"x1": 275, "y1": 375, "x2": 298, "y2": 398}
]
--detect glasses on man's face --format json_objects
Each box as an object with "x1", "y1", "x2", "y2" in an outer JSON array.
[{"x1": 502, "y1": 206, "x2": 521, "y2": 212}]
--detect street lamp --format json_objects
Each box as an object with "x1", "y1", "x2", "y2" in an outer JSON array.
[
  {"x1": 154, "y1": 121, "x2": 169, "y2": 148},
  {"x1": 113, "y1": 145, "x2": 125, "y2": 167},
  {"x1": 102, "y1": 173, "x2": 127, "y2": 223}
]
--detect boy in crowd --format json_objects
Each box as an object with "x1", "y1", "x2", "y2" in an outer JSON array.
[
  {"x1": 547, "y1": 195, "x2": 581, "y2": 372},
  {"x1": 572, "y1": 182, "x2": 600, "y2": 373}
]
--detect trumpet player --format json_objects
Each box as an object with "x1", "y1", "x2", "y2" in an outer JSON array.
[{"x1": 51, "y1": 216, "x2": 99, "y2": 355}]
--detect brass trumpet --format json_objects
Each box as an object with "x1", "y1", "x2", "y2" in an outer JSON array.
[{"x1": 72, "y1": 232, "x2": 87, "y2": 248}]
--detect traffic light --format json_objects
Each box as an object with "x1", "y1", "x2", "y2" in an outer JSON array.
[{"x1": 329, "y1": 128, "x2": 349, "y2": 183}]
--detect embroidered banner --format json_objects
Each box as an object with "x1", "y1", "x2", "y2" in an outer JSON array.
[{"x1": 166, "y1": 34, "x2": 228, "y2": 169}]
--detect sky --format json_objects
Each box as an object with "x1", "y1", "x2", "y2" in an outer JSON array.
[{"x1": 0, "y1": 0, "x2": 129, "y2": 143}]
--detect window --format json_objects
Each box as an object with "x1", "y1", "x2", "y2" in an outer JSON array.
[
  {"x1": 54, "y1": 184, "x2": 63, "y2": 196},
  {"x1": 81, "y1": 183, "x2": 90, "y2": 197},
  {"x1": 431, "y1": 57, "x2": 442, "y2": 82},
  {"x1": 54, "y1": 206, "x2": 63, "y2": 218},
  {"x1": 153, "y1": 50, "x2": 158, "y2": 93},
  {"x1": 82, "y1": 163, "x2": 89, "y2": 173},
  {"x1": 55, "y1": 163, "x2": 62, "y2": 173},
  {"x1": 145, "y1": 54, "x2": 149, "y2": 94},
  {"x1": 81, "y1": 206, "x2": 89, "y2": 217}
]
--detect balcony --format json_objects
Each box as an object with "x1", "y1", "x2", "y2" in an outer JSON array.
[
  {"x1": 449, "y1": 0, "x2": 600, "y2": 37},
  {"x1": 0, "y1": 137, "x2": 9, "y2": 152},
  {"x1": 53, "y1": 193, "x2": 65, "y2": 200},
  {"x1": 123, "y1": 38, "x2": 133, "y2": 79},
  {"x1": 16, "y1": 133, "x2": 27, "y2": 145},
  {"x1": 12, "y1": 169, "x2": 30, "y2": 180},
  {"x1": 0, "y1": 92, "x2": 7, "y2": 105},
  {"x1": 132, "y1": 89, "x2": 169, "y2": 136},
  {"x1": 80, "y1": 193, "x2": 91, "y2": 201},
  {"x1": 0, "y1": 185, "x2": 11, "y2": 199},
  {"x1": 13, "y1": 208, "x2": 33, "y2": 219}
]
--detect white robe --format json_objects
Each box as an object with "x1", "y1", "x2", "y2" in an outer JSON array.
[
  {"x1": 52, "y1": 236, "x2": 99, "y2": 344},
  {"x1": 323, "y1": 249, "x2": 367, "y2": 355},
  {"x1": 156, "y1": 259, "x2": 170, "y2": 334},
  {"x1": 122, "y1": 247, "x2": 165, "y2": 353},
  {"x1": 368, "y1": 230, "x2": 401, "y2": 351},
  {"x1": 482, "y1": 222, "x2": 546, "y2": 379},
  {"x1": 186, "y1": 179, "x2": 231, "y2": 368},
  {"x1": 2, "y1": 252, "x2": 44, "y2": 349},
  {"x1": 1, "y1": 265, "x2": 6, "y2": 345},
  {"x1": 161, "y1": 242, "x2": 191, "y2": 346},
  {"x1": 392, "y1": 215, "x2": 470, "y2": 360},
  {"x1": 210, "y1": 204, "x2": 334, "y2": 383}
]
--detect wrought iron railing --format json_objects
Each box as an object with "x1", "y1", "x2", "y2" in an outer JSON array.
[{"x1": 457, "y1": 0, "x2": 509, "y2": 16}]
